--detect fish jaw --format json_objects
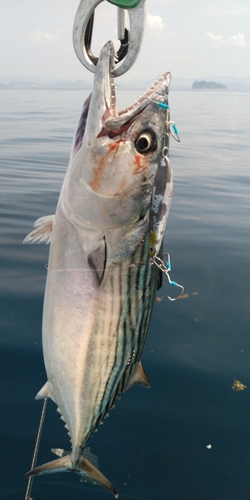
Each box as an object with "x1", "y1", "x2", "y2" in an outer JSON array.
[
  {"x1": 60, "y1": 41, "x2": 171, "y2": 230},
  {"x1": 82, "y1": 41, "x2": 117, "y2": 143}
]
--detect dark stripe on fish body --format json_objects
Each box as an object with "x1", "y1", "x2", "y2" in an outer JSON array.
[
  {"x1": 85, "y1": 232, "x2": 159, "y2": 442},
  {"x1": 103, "y1": 264, "x2": 123, "y2": 385},
  {"x1": 91, "y1": 261, "x2": 128, "y2": 427},
  {"x1": 115, "y1": 233, "x2": 155, "y2": 395},
  {"x1": 105, "y1": 272, "x2": 115, "y2": 373},
  {"x1": 88, "y1": 266, "x2": 122, "y2": 433},
  {"x1": 129, "y1": 264, "x2": 137, "y2": 333},
  {"x1": 126, "y1": 261, "x2": 133, "y2": 336},
  {"x1": 92, "y1": 262, "x2": 133, "y2": 425},
  {"x1": 92, "y1": 275, "x2": 130, "y2": 430},
  {"x1": 132, "y1": 236, "x2": 150, "y2": 352}
]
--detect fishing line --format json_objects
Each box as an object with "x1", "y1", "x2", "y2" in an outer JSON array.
[
  {"x1": 152, "y1": 253, "x2": 184, "y2": 301},
  {"x1": 145, "y1": 93, "x2": 180, "y2": 142},
  {"x1": 24, "y1": 398, "x2": 48, "y2": 500},
  {"x1": 45, "y1": 261, "x2": 157, "y2": 272}
]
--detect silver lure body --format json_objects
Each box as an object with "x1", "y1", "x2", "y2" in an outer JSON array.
[{"x1": 24, "y1": 42, "x2": 173, "y2": 495}]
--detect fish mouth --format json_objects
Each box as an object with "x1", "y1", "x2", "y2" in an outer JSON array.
[
  {"x1": 88, "y1": 41, "x2": 171, "y2": 137},
  {"x1": 115, "y1": 74, "x2": 171, "y2": 123}
]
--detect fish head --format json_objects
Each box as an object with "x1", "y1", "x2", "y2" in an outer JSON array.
[{"x1": 61, "y1": 41, "x2": 171, "y2": 230}]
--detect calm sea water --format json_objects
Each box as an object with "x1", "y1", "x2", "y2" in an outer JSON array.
[{"x1": 0, "y1": 88, "x2": 249, "y2": 500}]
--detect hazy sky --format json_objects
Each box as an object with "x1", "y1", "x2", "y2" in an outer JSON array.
[{"x1": 1, "y1": 0, "x2": 249, "y2": 83}]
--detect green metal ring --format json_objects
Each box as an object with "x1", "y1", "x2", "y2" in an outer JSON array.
[{"x1": 107, "y1": 0, "x2": 142, "y2": 9}]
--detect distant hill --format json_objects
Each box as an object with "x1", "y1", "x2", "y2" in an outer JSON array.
[
  {"x1": 192, "y1": 80, "x2": 227, "y2": 90},
  {"x1": 0, "y1": 76, "x2": 249, "y2": 92},
  {"x1": 170, "y1": 76, "x2": 250, "y2": 91}
]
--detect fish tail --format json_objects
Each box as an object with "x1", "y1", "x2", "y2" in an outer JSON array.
[
  {"x1": 24, "y1": 454, "x2": 71, "y2": 477},
  {"x1": 24, "y1": 454, "x2": 118, "y2": 498},
  {"x1": 77, "y1": 456, "x2": 118, "y2": 497}
]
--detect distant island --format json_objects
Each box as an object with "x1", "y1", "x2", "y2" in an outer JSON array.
[
  {"x1": 2, "y1": 76, "x2": 250, "y2": 91},
  {"x1": 192, "y1": 80, "x2": 227, "y2": 90}
]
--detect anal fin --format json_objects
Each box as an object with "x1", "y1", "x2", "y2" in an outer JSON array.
[{"x1": 35, "y1": 381, "x2": 54, "y2": 402}]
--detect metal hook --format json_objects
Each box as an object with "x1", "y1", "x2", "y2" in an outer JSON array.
[
  {"x1": 166, "y1": 120, "x2": 180, "y2": 142},
  {"x1": 73, "y1": 0, "x2": 145, "y2": 77},
  {"x1": 84, "y1": 10, "x2": 129, "y2": 66},
  {"x1": 152, "y1": 253, "x2": 184, "y2": 301}
]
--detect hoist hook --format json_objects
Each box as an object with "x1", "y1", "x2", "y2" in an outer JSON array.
[{"x1": 73, "y1": 0, "x2": 145, "y2": 77}]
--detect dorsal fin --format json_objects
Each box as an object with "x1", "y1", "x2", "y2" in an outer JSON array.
[
  {"x1": 126, "y1": 362, "x2": 150, "y2": 390},
  {"x1": 23, "y1": 215, "x2": 54, "y2": 244},
  {"x1": 87, "y1": 236, "x2": 107, "y2": 286}
]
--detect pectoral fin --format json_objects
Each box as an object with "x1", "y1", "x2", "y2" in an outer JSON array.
[
  {"x1": 87, "y1": 236, "x2": 107, "y2": 286},
  {"x1": 126, "y1": 362, "x2": 150, "y2": 390},
  {"x1": 23, "y1": 215, "x2": 54, "y2": 244}
]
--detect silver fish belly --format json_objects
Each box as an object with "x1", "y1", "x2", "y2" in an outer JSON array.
[{"x1": 24, "y1": 41, "x2": 173, "y2": 496}]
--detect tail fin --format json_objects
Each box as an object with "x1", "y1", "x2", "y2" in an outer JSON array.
[
  {"x1": 24, "y1": 454, "x2": 71, "y2": 477},
  {"x1": 24, "y1": 454, "x2": 118, "y2": 497},
  {"x1": 78, "y1": 456, "x2": 118, "y2": 497}
]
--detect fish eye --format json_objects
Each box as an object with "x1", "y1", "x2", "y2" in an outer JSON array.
[{"x1": 135, "y1": 129, "x2": 157, "y2": 154}]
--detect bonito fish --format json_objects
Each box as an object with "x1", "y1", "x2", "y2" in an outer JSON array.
[{"x1": 24, "y1": 41, "x2": 173, "y2": 496}]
